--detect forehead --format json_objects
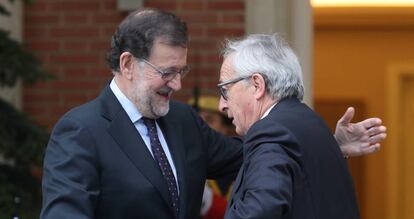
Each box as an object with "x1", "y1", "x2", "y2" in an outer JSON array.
[
  {"x1": 149, "y1": 39, "x2": 188, "y2": 66},
  {"x1": 219, "y1": 55, "x2": 236, "y2": 81}
]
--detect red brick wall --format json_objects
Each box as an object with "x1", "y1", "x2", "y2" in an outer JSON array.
[{"x1": 23, "y1": 0, "x2": 244, "y2": 129}]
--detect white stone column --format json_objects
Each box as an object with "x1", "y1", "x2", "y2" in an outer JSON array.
[
  {"x1": 245, "y1": 0, "x2": 313, "y2": 106},
  {"x1": 0, "y1": 0, "x2": 23, "y2": 109}
]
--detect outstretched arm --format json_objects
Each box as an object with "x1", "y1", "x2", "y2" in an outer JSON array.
[{"x1": 335, "y1": 107, "x2": 387, "y2": 158}]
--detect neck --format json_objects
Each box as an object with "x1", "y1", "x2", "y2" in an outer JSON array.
[
  {"x1": 114, "y1": 75, "x2": 129, "y2": 96},
  {"x1": 256, "y1": 95, "x2": 277, "y2": 120},
  {"x1": 260, "y1": 96, "x2": 277, "y2": 114}
]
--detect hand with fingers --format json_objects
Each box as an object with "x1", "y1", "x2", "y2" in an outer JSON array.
[{"x1": 334, "y1": 107, "x2": 387, "y2": 158}]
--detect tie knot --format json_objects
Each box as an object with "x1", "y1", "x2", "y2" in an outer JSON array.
[{"x1": 142, "y1": 117, "x2": 157, "y2": 133}]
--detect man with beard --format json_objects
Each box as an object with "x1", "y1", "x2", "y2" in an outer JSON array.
[
  {"x1": 218, "y1": 34, "x2": 362, "y2": 219},
  {"x1": 41, "y1": 9, "x2": 386, "y2": 219}
]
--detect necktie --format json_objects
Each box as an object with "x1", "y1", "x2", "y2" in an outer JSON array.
[{"x1": 142, "y1": 117, "x2": 179, "y2": 217}]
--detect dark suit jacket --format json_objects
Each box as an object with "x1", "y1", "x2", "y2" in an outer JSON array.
[
  {"x1": 40, "y1": 85, "x2": 242, "y2": 219},
  {"x1": 225, "y1": 97, "x2": 359, "y2": 219}
]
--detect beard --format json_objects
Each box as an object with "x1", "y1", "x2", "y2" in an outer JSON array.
[{"x1": 130, "y1": 80, "x2": 171, "y2": 119}]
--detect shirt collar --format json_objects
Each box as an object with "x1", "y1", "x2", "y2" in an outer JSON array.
[
  {"x1": 110, "y1": 79, "x2": 143, "y2": 123},
  {"x1": 260, "y1": 103, "x2": 277, "y2": 119}
]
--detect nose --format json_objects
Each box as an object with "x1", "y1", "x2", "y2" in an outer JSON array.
[
  {"x1": 218, "y1": 95, "x2": 228, "y2": 113},
  {"x1": 167, "y1": 74, "x2": 182, "y2": 91}
]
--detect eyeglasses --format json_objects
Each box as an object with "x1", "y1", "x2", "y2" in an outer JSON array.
[
  {"x1": 217, "y1": 76, "x2": 250, "y2": 100},
  {"x1": 141, "y1": 59, "x2": 190, "y2": 81}
]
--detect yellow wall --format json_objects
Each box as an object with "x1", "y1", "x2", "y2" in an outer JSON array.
[{"x1": 314, "y1": 7, "x2": 414, "y2": 219}]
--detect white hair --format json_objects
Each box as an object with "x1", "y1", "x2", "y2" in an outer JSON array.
[{"x1": 222, "y1": 33, "x2": 304, "y2": 101}]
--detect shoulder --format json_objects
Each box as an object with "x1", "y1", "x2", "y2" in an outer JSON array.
[
  {"x1": 64, "y1": 98, "x2": 101, "y2": 121},
  {"x1": 169, "y1": 100, "x2": 194, "y2": 115},
  {"x1": 51, "y1": 97, "x2": 106, "y2": 136},
  {"x1": 244, "y1": 116, "x2": 303, "y2": 165},
  {"x1": 245, "y1": 117, "x2": 294, "y2": 147},
  {"x1": 165, "y1": 100, "x2": 201, "y2": 124}
]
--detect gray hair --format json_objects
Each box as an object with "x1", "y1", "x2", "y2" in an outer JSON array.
[{"x1": 222, "y1": 33, "x2": 304, "y2": 101}]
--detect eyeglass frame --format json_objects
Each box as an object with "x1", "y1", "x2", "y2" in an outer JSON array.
[
  {"x1": 217, "y1": 76, "x2": 250, "y2": 101},
  {"x1": 141, "y1": 59, "x2": 190, "y2": 81}
]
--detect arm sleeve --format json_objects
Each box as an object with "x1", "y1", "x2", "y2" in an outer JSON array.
[
  {"x1": 225, "y1": 144, "x2": 300, "y2": 219},
  {"x1": 40, "y1": 117, "x2": 100, "y2": 219},
  {"x1": 189, "y1": 108, "x2": 243, "y2": 180}
]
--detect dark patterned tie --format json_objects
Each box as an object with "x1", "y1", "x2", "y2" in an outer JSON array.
[{"x1": 142, "y1": 117, "x2": 179, "y2": 218}]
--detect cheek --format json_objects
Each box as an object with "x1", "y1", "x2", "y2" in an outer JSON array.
[
  {"x1": 235, "y1": 101, "x2": 246, "y2": 114},
  {"x1": 140, "y1": 74, "x2": 166, "y2": 89},
  {"x1": 231, "y1": 105, "x2": 244, "y2": 123},
  {"x1": 234, "y1": 103, "x2": 250, "y2": 127},
  {"x1": 143, "y1": 83, "x2": 163, "y2": 97}
]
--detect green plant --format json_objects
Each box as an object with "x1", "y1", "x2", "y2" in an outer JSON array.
[{"x1": 0, "y1": 0, "x2": 50, "y2": 217}]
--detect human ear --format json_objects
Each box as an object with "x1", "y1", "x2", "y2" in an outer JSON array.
[
  {"x1": 251, "y1": 73, "x2": 266, "y2": 100},
  {"x1": 119, "y1": 52, "x2": 134, "y2": 80}
]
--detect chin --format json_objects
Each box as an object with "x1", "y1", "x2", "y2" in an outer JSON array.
[
  {"x1": 236, "y1": 125, "x2": 249, "y2": 136},
  {"x1": 152, "y1": 105, "x2": 169, "y2": 117},
  {"x1": 235, "y1": 127, "x2": 243, "y2": 136}
]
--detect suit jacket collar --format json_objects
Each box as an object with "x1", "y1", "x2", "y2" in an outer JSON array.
[
  {"x1": 99, "y1": 85, "x2": 186, "y2": 217},
  {"x1": 271, "y1": 97, "x2": 301, "y2": 113}
]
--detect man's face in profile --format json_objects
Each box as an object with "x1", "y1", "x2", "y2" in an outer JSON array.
[{"x1": 218, "y1": 55, "x2": 254, "y2": 136}]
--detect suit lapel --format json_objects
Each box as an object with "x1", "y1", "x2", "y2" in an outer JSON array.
[
  {"x1": 157, "y1": 116, "x2": 187, "y2": 219},
  {"x1": 100, "y1": 85, "x2": 173, "y2": 212}
]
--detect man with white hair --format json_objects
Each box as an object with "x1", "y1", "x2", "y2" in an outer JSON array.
[
  {"x1": 41, "y1": 8, "x2": 384, "y2": 219},
  {"x1": 218, "y1": 34, "x2": 360, "y2": 219}
]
